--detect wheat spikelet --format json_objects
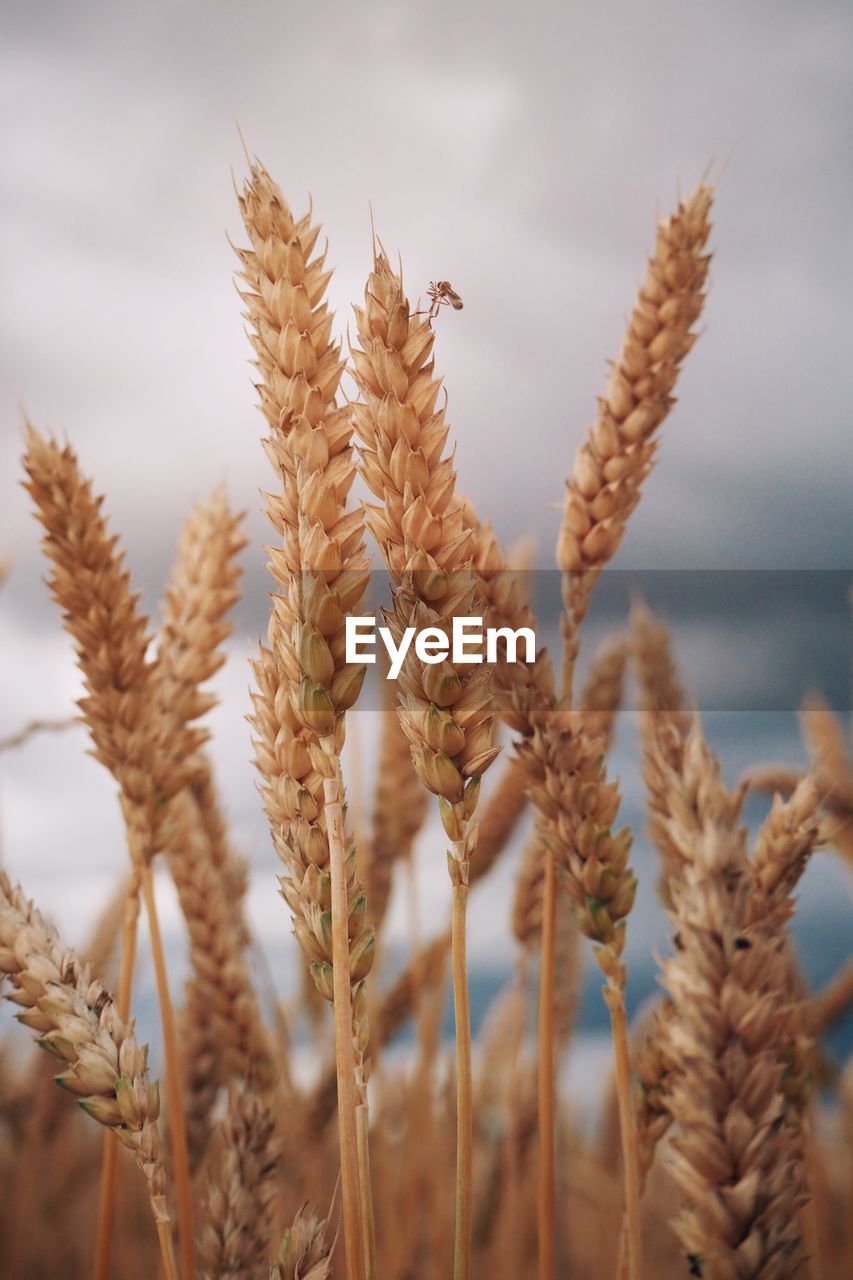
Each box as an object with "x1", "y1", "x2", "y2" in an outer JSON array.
[
  {"x1": 366, "y1": 663, "x2": 429, "y2": 934},
  {"x1": 462, "y1": 510, "x2": 555, "y2": 735},
  {"x1": 157, "y1": 486, "x2": 252, "y2": 932},
  {"x1": 660, "y1": 726, "x2": 808, "y2": 1278},
  {"x1": 178, "y1": 976, "x2": 222, "y2": 1170},
  {"x1": 0, "y1": 872, "x2": 175, "y2": 1273},
  {"x1": 83, "y1": 873, "x2": 135, "y2": 987},
  {"x1": 512, "y1": 832, "x2": 548, "y2": 950},
  {"x1": 157, "y1": 485, "x2": 246, "y2": 747},
  {"x1": 237, "y1": 161, "x2": 373, "y2": 1036},
  {"x1": 800, "y1": 694, "x2": 851, "y2": 790},
  {"x1": 807, "y1": 960, "x2": 853, "y2": 1038},
  {"x1": 579, "y1": 631, "x2": 629, "y2": 752},
  {"x1": 632, "y1": 601, "x2": 688, "y2": 725},
  {"x1": 22, "y1": 429, "x2": 201, "y2": 863},
  {"x1": 271, "y1": 1203, "x2": 334, "y2": 1280},
  {"x1": 165, "y1": 792, "x2": 270, "y2": 1079},
  {"x1": 750, "y1": 776, "x2": 820, "y2": 931},
  {"x1": 632, "y1": 998, "x2": 676, "y2": 1189},
  {"x1": 309, "y1": 931, "x2": 451, "y2": 1133},
  {"x1": 558, "y1": 186, "x2": 713, "y2": 688},
  {"x1": 633, "y1": 602, "x2": 692, "y2": 907},
  {"x1": 198, "y1": 1082, "x2": 279, "y2": 1280},
  {"x1": 472, "y1": 758, "x2": 529, "y2": 883},
  {"x1": 517, "y1": 705, "x2": 636, "y2": 973}
]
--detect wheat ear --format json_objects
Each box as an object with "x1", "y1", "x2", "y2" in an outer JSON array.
[
  {"x1": 367, "y1": 660, "x2": 429, "y2": 935},
  {"x1": 271, "y1": 1202, "x2": 335, "y2": 1280},
  {"x1": 236, "y1": 161, "x2": 373, "y2": 1280},
  {"x1": 157, "y1": 486, "x2": 254, "y2": 929},
  {"x1": 0, "y1": 872, "x2": 177, "y2": 1279},
  {"x1": 632, "y1": 600, "x2": 691, "y2": 908},
  {"x1": 352, "y1": 247, "x2": 500, "y2": 1280},
  {"x1": 156, "y1": 488, "x2": 273, "y2": 1152},
  {"x1": 558, "y1": 186, "x2": 713, "y2": 696},
  {"x1": 808, "y1": 960, "x2": 853, "y2": 1037},
  {"x1": 309, "y1": 931, "x2": 451, "y2": 1133},
  {"x1": 579, "y1": 632, "x2": 629, "y2": 753},
  {"x1": 661, "y1": 726, "x2": 813, "y2": 1278},
  {"x1": 22, "y1": 427, "x2": 196, "y2": 1277},
  {"x1": 198, "y1": 1082, "x2": 280, "y2": 1279}
]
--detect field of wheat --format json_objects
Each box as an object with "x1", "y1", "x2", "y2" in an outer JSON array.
[{"x1": 0, "y1": 160, "x2": 851, "y2": 1280}]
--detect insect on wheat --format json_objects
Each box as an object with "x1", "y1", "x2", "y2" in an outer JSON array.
[{"x1": 421, "y1": 279, "x2": 464, "y2": 321}]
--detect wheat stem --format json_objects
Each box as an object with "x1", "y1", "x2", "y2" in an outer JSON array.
[
  {"x1": 356, "y1": 1103, "x2": 377, "y2": 1280},
  {"x1": 155, "y1": 1222, "x2": 180, "y2": 1280},
  {"x1": 608, "y1": 986, "x2": 643, "y2": 1280},
  {"x1": 537, "y1": 846, "x2": 557, "y2": 1280},
  {"x1": 94, "y1": 866, "x2": 141, "y2": 1280},
  {"x1": 452, "y1": 879, "x2": 473, "y2": 1280},
  {"x1": 140, "y1": 862, "x2": 195, "y2": 1280},
  {"x1": 801, "y1": 1121, "x2": 827, "y2": 1280},
  {"x1": 321, "y1": 748, "x2": 366, "y2": 1280}
]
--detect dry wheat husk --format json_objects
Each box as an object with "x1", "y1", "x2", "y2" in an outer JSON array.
[{"x1": 271, "y1": 1202, "x2": 334, "y2": 1280}]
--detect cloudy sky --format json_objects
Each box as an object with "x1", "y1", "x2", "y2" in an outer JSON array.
[{"x1": 1, "y1": 2, "x2": 851, "y2": 1035}]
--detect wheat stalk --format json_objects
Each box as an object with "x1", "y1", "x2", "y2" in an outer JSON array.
[
  {"x1": 22, "y1": 427, "x2": 197, "y2": 1278},
  {"x1": 496, "y1": 182, "x2": 714, "y2": 1267},
  {"x1": 236, "y1": 160, "x2": 373, "y2": 1280},
  {"x1": 351, "y1": 246, "x2": 501, "y2": 1280}
]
